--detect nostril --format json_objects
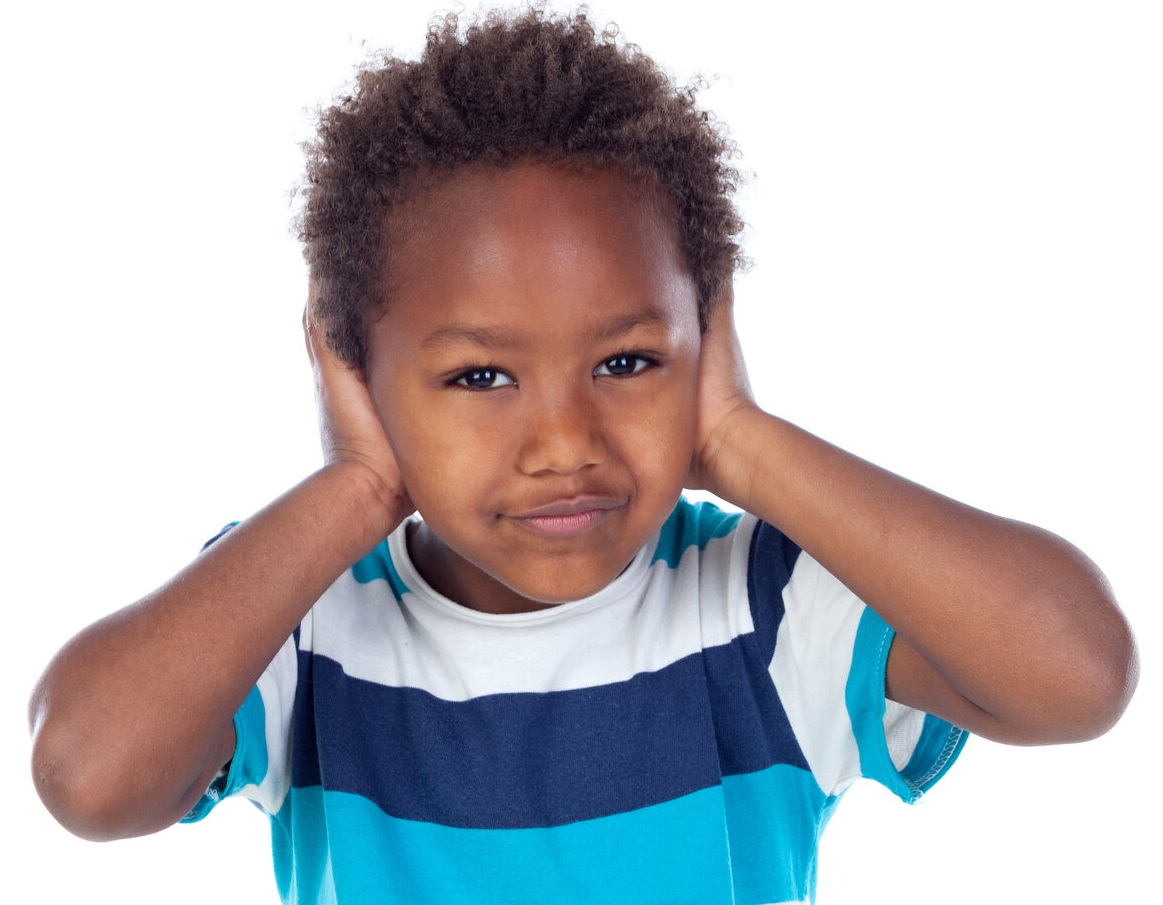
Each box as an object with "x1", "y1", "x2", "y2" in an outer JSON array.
[{"x1": 517, "y1": 405, "x2": 607, "y2": 476}]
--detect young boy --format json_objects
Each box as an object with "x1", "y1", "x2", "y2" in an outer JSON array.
[{"x1": 29, "y1": 8, "x2": 1137, "y2": 905}]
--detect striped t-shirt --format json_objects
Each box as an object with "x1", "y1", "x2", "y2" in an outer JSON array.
[{"x1": 186, "y1": 496, "x2": 966, "y2": 904}]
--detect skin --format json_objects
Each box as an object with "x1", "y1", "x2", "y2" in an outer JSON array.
[
  {"x1": 28, "y1": 161, "x2": 1138, "y2": 845},
  {"x1": 364, "y1": 163, "x2": 701, "y2": 613}
]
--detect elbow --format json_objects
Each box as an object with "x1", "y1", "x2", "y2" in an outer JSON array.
[
  {"x1": 30, "y1": 713, "x2": 137, "y2": 842},
  {"x1": 1057, "y1": 569, "x2": 1140, "y2": 743},
  {"x1": 28, "y1": 692, "x2": 200, "y2": 842},
  {"x1": 28, "y1": 662, "x2": 140, "y2": 841},
  {"x1": 970, "y1": 552, "x2": 1141, "y2": 747},
  {"x1": 1060, "y1": 613, "x2": 1140, "y2": 743},
  {"x1": 1009, "y1": 588, "x2": 1141, "y2": 746}
]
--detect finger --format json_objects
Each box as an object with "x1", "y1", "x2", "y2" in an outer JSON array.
[
  {"x1": 302, "y1": 304, "x2": 317, "y2": 364},
  {"x1": 704, "y1": 280, "x2": 736, "y2": 333},
  {"x1": 700, "y1": 280, "x2": 753, "y2": 400},
  {"x1": 303, "y1": 280, "x2": 334, "y2": 367},
  {"x1": 304, "y1": 308, "x2": 347, "y2": 383}
]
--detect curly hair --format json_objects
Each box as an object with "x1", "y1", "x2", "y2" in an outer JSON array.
[{"x1": 298, "y1": 5, "x2": 745, "y2": 368}]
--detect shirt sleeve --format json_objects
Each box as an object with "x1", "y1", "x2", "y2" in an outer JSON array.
[
  {"x1": 181, "y1": 631, "x2": 299, "y2": 822},
  {"x1": 180, "y1": 523, "x2": 300, "y2": 822},
  {"x1": 759, "y1": 523, "x2": 968, "y2": 802}
]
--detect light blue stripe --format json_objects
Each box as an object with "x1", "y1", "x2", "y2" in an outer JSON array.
[
  {"x1": 181, "y1": 685, "x2": 268, "y2": 823},
  {"x1": 350, "y1": 539, "x2": 410, "y2": 597},
  {"x1": 271, "y1": 762, "x2": 842, "y2": 905},
  {"x1": 845, "y1": 608, "x2": 967, "y2": 803},
  {"x1": 273, "y1": 785, "x2": 737, "y2": 904},
  {"x1": 720, "y1": 764, "x2": 839, "y2": 905},
  {"x1": 650, "y1": 498, "x2": 742, "y2": 568},
  {"x1": 845, "y1": 608, "x2": 905, "y2": 796},
  {"x1": 229, "y1": 684, "x2": 270, "y2": 793},
  {"x1": 273, "y1": 784, "x2": 337, "y2": 904},
  {"x1": 900, "y1": 713, "x2": 969, "y2": 794}
]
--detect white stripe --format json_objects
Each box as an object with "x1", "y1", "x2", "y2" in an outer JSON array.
[
  {"x1": 770, "y1": 553, "x2": 925, "y2": 796},
  {"x1": 239, "y1": 634, "x2": 296, "y2": 814},
  {"x1": 299, "y1": 517, "x2": 757, "y2": 701},
  {"x1": 770, "y1": 552, "x2": 869, "y2": 797}
]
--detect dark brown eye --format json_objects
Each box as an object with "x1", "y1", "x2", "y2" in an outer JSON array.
[
  {"x1": 596, "y1": 355, "x2": 650, "y2": 377},
  {"x1": 454, "y1": 368, "x2": 514, "y2": 389}
]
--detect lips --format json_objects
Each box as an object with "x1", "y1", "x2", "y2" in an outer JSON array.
[{"x1": 510, "y1": 494, "x2": 624, "y2": 538}]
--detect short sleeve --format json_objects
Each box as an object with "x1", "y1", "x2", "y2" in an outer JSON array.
[
  {"x1": 844, "y1": 607, "x2": 967, "y2": 801},
  {"x1": 180, "y1": 524, "x2": 300, "y2": 822},
  {"x1": 180, "y1": 633, "x2": 300, "y2": 822},
  {"x1": 763, "y1": 532, "x2": 968, "y2": 802}
]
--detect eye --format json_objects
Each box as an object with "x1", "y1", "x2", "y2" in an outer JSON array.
[
  {"x1": 594, "y1": 354, "x2": 655, "y2": 377},
  {"x1": 452, "y1": 367, "x2": 515, "y2": 390}
]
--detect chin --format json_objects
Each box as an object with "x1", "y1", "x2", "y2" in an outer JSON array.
[{"x1": 500, "y1": 558, "x2": 634, "y2": 607}]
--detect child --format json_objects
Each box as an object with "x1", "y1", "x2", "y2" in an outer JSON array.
[{"x1": 28, "y1": 8, "x2": 1138, "y2": 904}]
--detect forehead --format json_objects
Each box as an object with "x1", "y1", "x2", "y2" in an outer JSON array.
[{"x1": 374, "y1": 161, "x2": 698, "y2": 343}]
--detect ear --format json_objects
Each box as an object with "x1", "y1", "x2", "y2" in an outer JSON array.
[{"x1": 701, "y1": 279, "x2": 736, "y2": 334}]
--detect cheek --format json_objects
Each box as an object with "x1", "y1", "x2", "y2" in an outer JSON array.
[
  {"x1": 658, "y1": 358, "x2": 700, "y2": 434},
  {"x1": 618, "y1": 377, "x2": 699, "y2": 478},
  {"x1": 384, "y1": 403, "x2": 505, "y2": 508}
]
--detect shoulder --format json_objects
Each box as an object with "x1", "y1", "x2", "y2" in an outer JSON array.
[{"x1": 650, "y1": 495, "x2": 747, "y2": 568}]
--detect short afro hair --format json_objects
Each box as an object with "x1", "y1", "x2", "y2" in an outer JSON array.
[{"x1": 298, "y1": 5, "x2": 745, "y2": 368}]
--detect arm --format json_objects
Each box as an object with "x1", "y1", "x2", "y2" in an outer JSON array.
[
  {"x1": 688, "y1": 290, "x2": 1139, "y2": 746},
  {"x1": 28, "y1": 300, "x2": 411, "y2": 841}
]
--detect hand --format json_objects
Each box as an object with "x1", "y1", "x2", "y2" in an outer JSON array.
[
  {"x1": 687, "y1": 283, "x2": 758, "y2": 495},
  {"x1": 303, "y1": 288, "x2": 414, "y2": 518}
]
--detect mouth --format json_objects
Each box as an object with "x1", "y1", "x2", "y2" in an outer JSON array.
[{"x1": 510, "y1": 495, "x2": 624, "y2": 539}]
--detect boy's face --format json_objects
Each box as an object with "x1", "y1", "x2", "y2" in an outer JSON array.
[{"x1": 365, "y1": 161, "x2": 701, "y2": 614}]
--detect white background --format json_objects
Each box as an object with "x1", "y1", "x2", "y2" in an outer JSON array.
[{"x1": 3, "y1": 1, "x2": 1158, "y2": 902}]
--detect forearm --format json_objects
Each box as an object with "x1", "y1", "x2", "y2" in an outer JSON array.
[
  {"x1": 703, "y1": 406, "x2": 1138, "y2": 743},
  {"x1": 29, "y1": 461, "x2": 407, "y2": 840}
]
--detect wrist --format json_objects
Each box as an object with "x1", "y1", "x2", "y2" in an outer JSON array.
[
  {"x1": 693, "y1": 402, "x2": 769, "y2": 506},
  {"x1": 311, "y1": 461, "x2": 412, "y2": 555}
]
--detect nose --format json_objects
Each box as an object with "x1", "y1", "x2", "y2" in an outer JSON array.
[{"x1": 516, "y1": 388, "x2": 607, "y2": 476}]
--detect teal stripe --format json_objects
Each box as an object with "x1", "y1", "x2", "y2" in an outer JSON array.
[
  {"x1": 720, "y1": 764, "x2": 838, "y2": 905},
  {"x1": 273, "y1": 784, "x2": 337, "y2": 904},
  {"x1": 900, "y1": 713, "x2": 969, "y2": 794},
  {"x1": 229, "y1": 684, "x2": 270, "y2": 794},
  {"x1": 271, "y1": 762, "x2": 841, "y2": 905},
  {"x1": 845, "y1": 608, "x2": 967, "y2": 803},
  {"x1": 351, "y1": 539, "x2": 410, "y2": 598},
  {"x1": 181, "y1": 685, "x2": 268, "y2": 823},
  {"x1": 650, "y1": 499, "x2": 741, "y2": 568},
  {"x1": 274, "y1": 785, "x2": 737, "y2": 904},
  {"x1": 845, "y1": 608, "x2": 905, "y2": 796}
]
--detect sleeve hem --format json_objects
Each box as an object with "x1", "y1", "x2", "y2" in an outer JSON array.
[
  {"x1": 845, "y1": 608, "x2": 969, "y2": 804},
  {"x1": 178, "y1": 685, "x2": 265, "y2": 823}
]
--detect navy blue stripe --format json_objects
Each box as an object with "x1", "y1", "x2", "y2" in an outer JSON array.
[
  {"x1": 746, "y1": 520, "x2": 801, "y2": 664},
  {"x1": 291, "y1": 640, "x2": 810, "y2": 829},
  {"x1": 293, "y1": 651, "x2": 722, "y2": 829},
  {"x1": 703, "y1": 630, "x2": 809, "y2": 777},
  {"x1": 286, "y1": 514, "x2": 811, "y2": 830},
  {"x1": 199, "y1": 522, "x2": 238, "y2": 552},
  {"x1": 701, "y1": 518, "x2": 807, "y2": 776}
]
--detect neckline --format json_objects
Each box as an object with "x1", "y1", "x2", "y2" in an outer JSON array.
[{"x1": 387, "y1": 514, "x2": 654, "y2": 626}]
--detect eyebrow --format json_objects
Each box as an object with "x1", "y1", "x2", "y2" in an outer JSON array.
[
  {"x1": 421, "y1": 306, "x2": 673, "y2": 350},
  {"x1": 592, "y1": 307, "x2": 671, "y2": 342},
  {"x1": 421, "y1": 323, "x2": 524, "y2": 350}
]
